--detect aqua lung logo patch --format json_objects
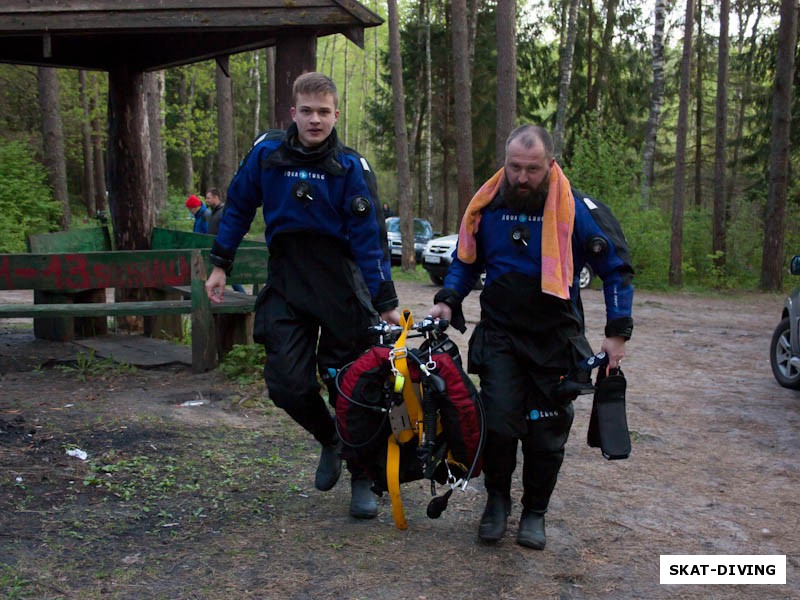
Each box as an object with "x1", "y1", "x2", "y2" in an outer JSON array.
[
  {"x1": 502, "y1": 214, "x2": 542, "y2": 223},
  {"x1": 528, "y1": 409, "x2": 560, "y2": 421},
  {"x1": 285, "y1": 169, "x2": 326, "y2": 181}
]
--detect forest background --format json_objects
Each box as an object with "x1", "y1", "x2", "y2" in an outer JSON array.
[{"x1": 0, "y1": 0, "x2": 797, "y2": 291}]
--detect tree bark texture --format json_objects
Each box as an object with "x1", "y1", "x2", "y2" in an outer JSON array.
[
  {"x1": 107, "y1": 66, "x2": 154, "y2": 251},
  {"x1": 37, "y1": 66, "x2": 70, "y2": 230},
  {"x1": 216, "y1": 56, "x2": 236, "y2": 197},
  {"x1": 711, "y1": 0, "x2": 729, "y2": 266},
  {"x1": 640, "y1": 0, "x2": 666, "y2": 207},
  {"x1": 760, "y1": 0, "x2": 798, "y2": 290},
  {"x1": 588, "y1": 0, "x2": 619, "y2": 113},
  {"x1": 495, "y1": 0, "x2": 517, "y2": 166},
  {"x1": 145, "y1": 71, "x2": 167, "y2": 210},
  {"x1": 670, "y1": 0, "x2": 696, "y2": 287},
  {"x1": 554, "y1": 0, "x2": 580, "y2": 160},
  {"x1": 91, "y1": 78, "x2": 107, "y2": 213},
  {"x1": 693, "y1": 0, "x2": 704, "y2": 208},
  {"x1": 452, "y1": 0, "x2": 475, "y2": 219},
  {"x1": 178, "y1": 69, "x2": 194, "y2": 194},
  {"x1": 79, "y1": 70, "x2": 96, "y2": 217},
  {"x1": 387, "y1": 0, "x2": 415, "y2": 269}
]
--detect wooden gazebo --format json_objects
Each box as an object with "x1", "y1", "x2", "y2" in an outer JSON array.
[{"x1": 0, "y1": 1, "x2": 382, "y2": 248}]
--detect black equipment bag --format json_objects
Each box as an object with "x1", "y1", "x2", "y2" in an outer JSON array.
[{"x1": 587, "y1": 366, "x2": 631, "y2": 460}]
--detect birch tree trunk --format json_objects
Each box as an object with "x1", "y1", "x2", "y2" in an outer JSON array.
[
  {"x1": 640, "y1": 0, "x2": 666, "y2": 207},
  {"x1": 252, "y1": 50, "x2": 262, "y2": 139},
  {"x1": 554, "y1": 0, "x2": 580, "y2": 160},
  {"x1": 670, "y1": 0, "x2": 696, "y2": 287}
]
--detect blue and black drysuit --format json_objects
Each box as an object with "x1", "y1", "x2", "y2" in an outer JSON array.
[
  {"x1": 434, "y1": 189, "x2": 634, "y2": 512},
  {"x1": 210, "y1": 124, "x2": 397, "y2": 471}
]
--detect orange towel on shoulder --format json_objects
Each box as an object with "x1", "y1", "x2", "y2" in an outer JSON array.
[{"x1": 457, "y1": 163, "x2": 575, "y2": 300}]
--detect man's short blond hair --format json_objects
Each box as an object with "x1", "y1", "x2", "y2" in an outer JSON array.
[{"x1": 292, "y1": 72, "x2": 339, "y2": 108}]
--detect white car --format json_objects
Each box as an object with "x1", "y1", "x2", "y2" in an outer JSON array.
[{"x1": 421, "y1": 234, "x2": 594, "y2": 290}]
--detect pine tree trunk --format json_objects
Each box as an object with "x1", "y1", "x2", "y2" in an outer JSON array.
[
  {"x1": 387, "y1": 0, "x2": 414, "y2": 269},
  {"x1": 495, "y1": 0, "x2": 517, "y2": 165},
  {"x1": 693, "y1": 0, "x2": 704, "y2": 208},
  {"x1": 91, "y1": 75, "x2": 107, "y2": 213},
  {"x1": 145, "y1": 71, "x2": 168, "y2": 210},
  {"x1": 178, "y1": 69, "x2": 194, "y2": 194},
  {"x1": 79, "y1": 70, "x2": 96, "y2": 218},
  {"x1": 711, "y1": 0, "x2": 730, "y2": 267},
  {"x1": 670, "y1": 0, "x2": 696, "y2": 287},
  {"x1": 216, "y1": 57, "x2": 236, "y2": 197},
  {"x1": 760, "y1": 0, "x2": 798, "y2": 290},
  {"x1": 37, "y1": 66, "x2": 70, "y2": 230},
  {"x1": 452, "y1": 0, "x2": 475, "y2": 219}
]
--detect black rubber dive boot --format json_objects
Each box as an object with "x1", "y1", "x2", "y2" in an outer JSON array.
[
  {"x1": 478, "y1": 491, "x2": 511, "y2": 542},
  {"x1": 314, "y1": 442, "x2": 342, "y2": 491},
  {"x1": 517, "y1": 510, "x2": 546, "y2": 550},
  {"x1": 349, "y1": 479, "x2": 378, "y2": 519}
]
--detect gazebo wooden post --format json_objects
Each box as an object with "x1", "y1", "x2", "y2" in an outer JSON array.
[{"x1": 273, "y1": 34, "x2": 317, "y2": 129}]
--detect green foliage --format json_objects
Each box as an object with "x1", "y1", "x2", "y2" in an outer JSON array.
[
  {"x1": 56, "y1": 349, "x2": 137, "y2": 382},
  {"x1": 0, "y1": 139, "x2": 60, "y2": 252},
  {"x1": 390, "y1": 264, "x2": 430, "y2": 284},
  {"x1": 219, "y1": 344, "x2": 266, "y2": 386}
]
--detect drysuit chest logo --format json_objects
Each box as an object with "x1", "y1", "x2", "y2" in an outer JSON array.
[
  {"x1": 528, "y1": 409, "x2": 560, "y2": 421},
  {"x1": 285, "y1": 169, "x2": 326, "y2": 181}
]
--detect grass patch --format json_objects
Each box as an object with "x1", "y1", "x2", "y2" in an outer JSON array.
[{"x1": 391, "y1": 264, "x2": 430, "y2": 284}]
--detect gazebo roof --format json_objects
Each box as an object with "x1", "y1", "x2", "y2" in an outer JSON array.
[{"x1": 0, "y1": 0, "x2": 383, "y2": 71}]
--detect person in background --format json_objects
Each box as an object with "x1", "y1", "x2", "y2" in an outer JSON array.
[
  {"x1": 428, "y1": 124, "x2": 634, "y2": 550},
  {"x1": 204, "y1": 72, "x2": 399, "y2": 519},
  {"x1": 205, "y1": 188, "x2": 225, "y2": 235},
  {"x1": 185, "y1": 195, "x2": 210, "y2": 234},
  {"x1": 206, "y1": 187, "x2": 245, "y2": 293},
  {"x1": 382, "y1": 203, "x2": 394, "y2": 218}
]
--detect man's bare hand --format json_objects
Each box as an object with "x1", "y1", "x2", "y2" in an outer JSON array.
[
  {"x1": 601, "y1": 336, "x2": 626, "y2": 369},
  {"x1": 427, "y1": 302, "x2": 452, "y2": 322},
  {"x1": 380, "y1": 308, "x2": 401, "y2": 325},
  {"x1": 205, "y1": 266, "x2": 227, "y2": 304}
]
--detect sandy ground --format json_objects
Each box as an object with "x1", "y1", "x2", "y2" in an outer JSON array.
[{"x1": 1, "y1": 281, "x2": 798, "y2": 599}]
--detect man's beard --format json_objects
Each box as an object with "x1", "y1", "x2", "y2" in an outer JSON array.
[{"x1": 502, "y1": 178, "x2": 549, "y2": 214}]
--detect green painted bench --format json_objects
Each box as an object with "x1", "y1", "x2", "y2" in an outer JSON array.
[
  {"x1": 27, "y1": 226, "x2": 114, "y2": 340},
  {"x1": 1, "y1": 228, "x2": 270, "y2": 372}
]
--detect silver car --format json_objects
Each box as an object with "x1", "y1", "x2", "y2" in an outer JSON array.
[
  {"x1": 770, "y1": 255, "x2": 800, "y2": 389},
  {"x1": 385, "y1": 217, "x2": 433, "y2": 264}
]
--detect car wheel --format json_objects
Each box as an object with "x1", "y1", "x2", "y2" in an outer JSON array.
[
  {"x1": 428, "y1": 273, "x2": 444, "y2": 286},
  {"x1": 770, "y1": 317, "x2": 800, "y2": 389},
  {"x1": 579, "y1": 264, "x2": 593, "y2": 289}
]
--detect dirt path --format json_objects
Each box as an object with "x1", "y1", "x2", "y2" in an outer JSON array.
[{"x1": 1, "y1": 283, "x2": 798, "y2": 599}]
